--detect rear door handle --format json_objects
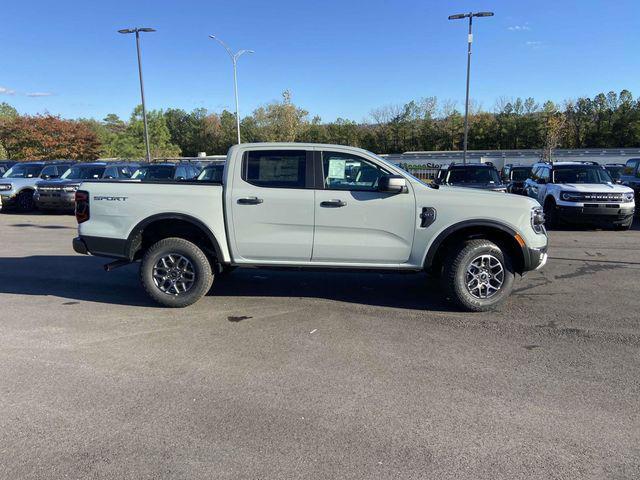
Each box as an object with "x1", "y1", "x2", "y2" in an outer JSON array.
[
  {"x1": 237, "y1": 197, "x2": 263, "y2": 205},
  {"x1": 320, "y1": 199, "x2": 347, "y2": 208}
]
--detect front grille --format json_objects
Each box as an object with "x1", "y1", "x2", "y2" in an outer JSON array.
[{"x1": 581, "y1": 193, "x2": 624, "y2": 202}]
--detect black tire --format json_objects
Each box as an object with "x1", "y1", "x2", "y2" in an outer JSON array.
[
  {"x1": 543, "y1": 197, "x2": 558, "y2": 229},
  {"x1": 443, "y1": 239, "x2": 515, "y2": 312},
  {"x1": 16, "y1": 190, "x2": 35, "y2": 212},
  {"x1": 140, "y1": 237, "x2": 214, "y2": 308}
]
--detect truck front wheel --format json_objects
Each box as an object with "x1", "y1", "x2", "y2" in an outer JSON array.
[
  {"x1": 140, "y1": 237, "x2": 214, "y2": 308},
  {"x1": 443, "y1": 239, "x2": 515, "y2": 312}
]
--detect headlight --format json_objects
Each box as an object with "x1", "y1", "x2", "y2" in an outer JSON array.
[
  {"x1": 561, "y1": 191, "x2": 582, "y2": 202},
  {"x1": 531, "y1": 206, "x2": 546, "y2": 234},
  {"x1": 0, "y1": 183, "x2": 12, "y2": 191},
  {"x1": 624, "y1": 192, "x2": 635, "y2": 203},
  {"x1": 63, "y1": 185, "x2": 79, "y2": 193}
]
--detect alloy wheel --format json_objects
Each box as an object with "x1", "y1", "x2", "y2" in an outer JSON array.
[
  {"x1": 465, "y1": 254, "x2": 505, "y2": 299},
  {"x1": 152, "y1": 253, "x2": 196, "y2": 295}
]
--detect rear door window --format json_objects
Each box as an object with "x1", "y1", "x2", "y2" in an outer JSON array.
[{"x1": 243, "y1": 150, "x2": 308, "y2": 189}]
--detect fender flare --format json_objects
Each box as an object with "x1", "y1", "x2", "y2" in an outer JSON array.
[
  {"x1": 125, "y1": 213, "x2": 224, "y2": 261},
  {"x1": 423, "y1": 219, "x2": 526, "y2": 269}
]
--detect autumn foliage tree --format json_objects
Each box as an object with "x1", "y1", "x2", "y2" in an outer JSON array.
[{"x1": 0, "y1": 114, "x2": 100, "y2": 160}]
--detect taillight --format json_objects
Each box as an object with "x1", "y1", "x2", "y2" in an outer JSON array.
[{"x1": 75, "y1": 190, "x2": 90, "y2": 224}]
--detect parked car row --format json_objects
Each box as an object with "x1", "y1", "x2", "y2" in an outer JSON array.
[
  {"x1": 430, "y1": 159, "x2": 637, "y2": 230},
  {"x1": 502, "y1": 160, "x2": 637, "y2": 230},
  {"x1": 0, "y1": 159, "x2": 225, "y2": 213}
]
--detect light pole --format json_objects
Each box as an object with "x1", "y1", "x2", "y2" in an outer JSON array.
[
  {"x1": 118, "y1": 27, "x2": 156, "y2": 162},
  {"x1": 448, "y1": 11, "x2": 494, "y2": 164},
  {"x1": 209, "y1": 35, "x2": 254, "y2": 144}
]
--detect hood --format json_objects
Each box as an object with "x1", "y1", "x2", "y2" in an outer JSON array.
[
  {"x1": 445, "y1": 182, "x2": 506, "y2": 191},
  {"x1": 559, "y1": 183, "x2": 634, "y2": 194},
  {"x1": 432, "y1": 184, "x2": 539, "y2": 206}
]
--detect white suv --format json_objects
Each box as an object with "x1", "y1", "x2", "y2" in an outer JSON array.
[{"x1": 524, "y1": 161, "x2": 635, "y2": 229}]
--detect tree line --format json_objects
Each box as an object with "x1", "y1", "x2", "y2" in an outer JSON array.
[{"x1": 1, "y1": 89, "x2": 639, "y2": 161}]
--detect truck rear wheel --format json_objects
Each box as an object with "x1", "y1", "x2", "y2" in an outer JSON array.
[
  {"x1": 443, "y1": 239, "x2": 515, "y2": 312},
  {"x1": 140, "y1": 237, "x2": 213, "y2": 308}
]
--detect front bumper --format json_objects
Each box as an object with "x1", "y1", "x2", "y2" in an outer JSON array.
[
  {"x1": 524, "y1": 245, "x2": 548, "y2": 272},
  {"x1": 556, "y1": 203, "x2": 634, "y2": 225},
  {"x1": 34, "y1": 191, "x2": 76, "y2": 210},
  {"x1": 0, "y1": 192, "x2": 17, "y2": 207}
]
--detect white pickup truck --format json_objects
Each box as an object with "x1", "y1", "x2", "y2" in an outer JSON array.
[{"x1": 73, "y1": 143, "x2": 548, "y2": 311}]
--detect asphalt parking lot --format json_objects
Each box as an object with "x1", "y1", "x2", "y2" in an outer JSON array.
[{"x1": 1, "y1": 213, "x2": 639, "y2": 479}]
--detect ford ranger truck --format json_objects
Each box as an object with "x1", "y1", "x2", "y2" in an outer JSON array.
[{"x1": 72, "y1": 143, "x2": 548, "y2": 311}]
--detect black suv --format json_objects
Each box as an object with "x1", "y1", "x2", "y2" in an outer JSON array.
[
  {"x1": 619, "y1": 158, "x2": 640, "y2": 213},
  {"x1": 435, "y1": 162, "x2": 506, "y2": 192},
  {"x1": 501, "y1": 164, "x2": 532, "y2": 195},
  {"x1": 604, "y1": 163, "x2": 625, "y2": 183}
]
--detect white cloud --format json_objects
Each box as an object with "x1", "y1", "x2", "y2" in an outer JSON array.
[
  {"x1": 525, "y1": 41, "x2": 542, "y2": 47},
  {"x1": 0, "y1": 86, "x2": 16, "y2": 95},
  {"x1": 508, "y1": 24, "x2": 531, "y2": 31},
  {"x1": 26, "y1": 92, "x2": 54, "y2": 97}
]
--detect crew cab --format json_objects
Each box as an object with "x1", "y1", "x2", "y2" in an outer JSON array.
[
  {"x1": 524, "y1": 161, "x2": 635, "y2": 229},
  {"x1": 72, "y1": 143, "x2": 548, "y2": 311},
  {"x1": 0, "y1": 161, "x2": 74, "y2": 211}
]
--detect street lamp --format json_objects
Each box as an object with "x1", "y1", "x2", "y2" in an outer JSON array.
[
  {"x1": 448, "y1": 11, "x2": 494, "y2": 164},
  {"x1": 209, "y1": 35, "x2": 254, "y2": 144},
  {"x1": 118, "y1": 27, "x2": 156, "y2": 162}
]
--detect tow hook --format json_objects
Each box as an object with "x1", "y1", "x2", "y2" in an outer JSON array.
[{"x1": 104, "y1": 259, "x2": 132, "y2": 272}]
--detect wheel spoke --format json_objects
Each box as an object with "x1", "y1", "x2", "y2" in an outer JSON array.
[{"x1": 153, "y1": 253, "x2": 196, "y2": 296}]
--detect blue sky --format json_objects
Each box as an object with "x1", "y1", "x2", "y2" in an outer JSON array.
[{"x1": 1, "y1": 0, "x2": 638, "y2": 122}]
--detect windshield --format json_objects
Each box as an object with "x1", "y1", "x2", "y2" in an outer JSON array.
[
  {"x1": 446, "y1": 167, "x2": 501, "y2": 184},
  {"x1": 511, "y1": 168, "x2": 531, "y2": 181},
  {"x1": 605, "y1": 166, "x2": 623, "y2": 181},
  {"x1": 61, "y1": 166, "x2": 106, "y2": 180},
  {"x1": 131, "y1": 166, "x2": 175, "y2": 180},
  {"x1": 553, "y1": 166, "x2": 613, "y2": 184},
  {"x1": 197, "y1": 164, "x2": 224, "y2": 182},
  {"x1": 2, "y1": 164, "x2": 43, "y2": 179}
]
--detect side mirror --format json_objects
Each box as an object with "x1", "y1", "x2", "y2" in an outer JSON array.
[
  {"x1": 41, "y1": 174, "x2": 50, "y2": 180},
  {"x1": 378, "y1": 174, "x2": 408, "y2": 193}
]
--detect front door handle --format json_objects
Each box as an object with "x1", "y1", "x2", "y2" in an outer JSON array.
[
  {"x1": 320, "y1": 199, "x2": 347, "y2": 208},
  {"x1": 237, "y1": 196, "x2": 263, "y2": 205}
]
